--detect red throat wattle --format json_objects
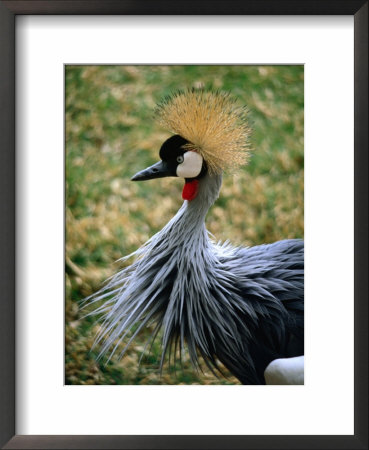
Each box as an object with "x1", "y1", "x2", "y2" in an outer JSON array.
[{"x1": 182, "y1": 179, "x2": 199, "y2": 201}]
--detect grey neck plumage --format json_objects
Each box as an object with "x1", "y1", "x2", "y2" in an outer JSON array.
[
  {"x1": 184, "y1": 172, "x2": 223, "y2": 221},
  {"x1": 87, "y1": 171, "x2": 303, "y2": 384},
  {"x1": 90, "y1": 172, "x2": 259, "y2": 380},
  {"x1": 159, "y1": 173, "x2": 222, "y2": 246},
  {"x1": 89, "y1": 173, "x2": 228, "y2": 364}
]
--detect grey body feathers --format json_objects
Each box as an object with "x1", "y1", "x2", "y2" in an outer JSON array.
[{"x1": 87, "y1": 173, "x2": 304, "y2": 384}]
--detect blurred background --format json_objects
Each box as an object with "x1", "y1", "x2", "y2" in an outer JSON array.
[{"x1": 65, "y1": 65, "x2": 304, "y2": 385}]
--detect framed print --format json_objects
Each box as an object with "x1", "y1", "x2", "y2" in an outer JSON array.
[{"x1": 0, "y1": 1, "x2": 367, "y2": 449}]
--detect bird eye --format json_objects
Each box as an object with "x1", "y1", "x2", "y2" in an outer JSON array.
[{"x1": 176, "y1": 155, "x2": 184, "y2": 164}]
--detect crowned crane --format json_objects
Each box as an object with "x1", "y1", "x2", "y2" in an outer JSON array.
[{"x1": 87, "y1": 89, "x2": 304, "y2": 385}]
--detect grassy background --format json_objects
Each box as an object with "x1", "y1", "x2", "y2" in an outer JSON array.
[{"x1": 65, "y1": 65, "x2": 304, "y2": 385}]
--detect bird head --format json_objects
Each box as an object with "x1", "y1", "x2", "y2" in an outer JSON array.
[
  {"x1": 131, "y1": 89, "x2": 251, "y2": 201},
  {"x1": 131, "y1": 134, "x2": 207, "y2": 200}
]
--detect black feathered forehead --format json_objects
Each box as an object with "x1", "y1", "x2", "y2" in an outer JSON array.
[{"x1": 159, "y1": 135, "x2": 188, "y2": 160}]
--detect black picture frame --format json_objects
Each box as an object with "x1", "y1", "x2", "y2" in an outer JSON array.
[{"x1": 0, "y1": 1, "x2": 367, "y2": 449}]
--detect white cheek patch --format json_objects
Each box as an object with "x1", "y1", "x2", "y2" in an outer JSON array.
[{"x1": 176, "y1": 151, "x2": 203, "y2": 178}]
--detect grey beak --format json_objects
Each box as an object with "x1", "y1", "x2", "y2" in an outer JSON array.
[{"x1": 131, "y1": 160, "x2": 172, "y2": 181}]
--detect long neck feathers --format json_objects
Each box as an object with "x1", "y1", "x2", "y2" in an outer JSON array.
[
  {"x1": 168, "y1": 173, "x2": 222, "y2": 237},
  {"x1": 87, "y1": 174, "x2": 224, "y2": 366},
  {"x1": 86, "y1": 172, "x2": 298, "y2": 384}
]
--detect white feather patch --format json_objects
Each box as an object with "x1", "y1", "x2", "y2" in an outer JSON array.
[
  {"x1": 264, "y1": 356, "x2": 304, "y2": 385},
  {"x1": 176, "y1": 151, "x2": 203, "y2": 178}
]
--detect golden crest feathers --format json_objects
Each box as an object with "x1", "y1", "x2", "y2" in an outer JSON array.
[{"x1": 155, "y1": 89, "x2": 251, "y2": 174}]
